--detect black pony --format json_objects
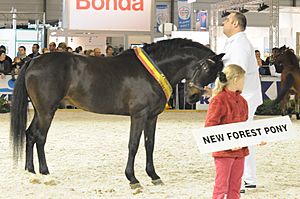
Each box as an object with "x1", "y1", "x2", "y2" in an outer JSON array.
[{"x1": 10, "y1": 38, "x2": 224, "y2": 188}]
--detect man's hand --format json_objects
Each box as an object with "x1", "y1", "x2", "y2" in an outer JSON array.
[{"x1": 0, "y1": 73, "x2": 5, "y2": 79}]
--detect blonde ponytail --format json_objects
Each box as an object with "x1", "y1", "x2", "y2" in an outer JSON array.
[{"x1": 212, "y1": 64, "x2": 246, "y2": 97}]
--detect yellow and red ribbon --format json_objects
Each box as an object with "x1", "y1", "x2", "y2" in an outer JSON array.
[{"x1": 134, "y1": 47, "x2": 173, "y2": 101}]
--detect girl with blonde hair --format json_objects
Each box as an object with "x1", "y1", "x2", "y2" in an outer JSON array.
[{"x1": 205, "y1": 64, "x2": 248, "y2": 199}]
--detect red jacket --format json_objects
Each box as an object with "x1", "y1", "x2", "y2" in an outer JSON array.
[{"x1": 205, "y1": 88, "x2": 249, "y2": 158}]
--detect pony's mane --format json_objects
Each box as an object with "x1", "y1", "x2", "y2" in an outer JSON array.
[
  {"x1": 284, "y1": 50, "x2": 299, "y2": 67},
  {"x1": 142, "y1": 38, "x2": 213, "y2": 57}
]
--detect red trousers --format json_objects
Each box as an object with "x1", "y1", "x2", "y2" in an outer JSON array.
[{"x1": 213, "y1": 157, "x2": 245, "y2": 199}]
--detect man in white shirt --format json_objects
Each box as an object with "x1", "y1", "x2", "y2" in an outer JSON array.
[{"x1": 222, "y1": 12, "x2": 263, "y2": 192}]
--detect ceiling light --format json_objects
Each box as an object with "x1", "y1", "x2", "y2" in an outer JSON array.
[
  {"x1": 221, "y1": 10, "x2": 230, "y2": 18},
  {"x1": 239, "y1": 7, "x2": 249, "y2": 13},
  {"x1": 257, "y1": 3, "x2": 269, "y2": 12}
]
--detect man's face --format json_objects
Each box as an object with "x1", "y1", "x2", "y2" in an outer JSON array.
[
  {"x1": 32, "y1": 45, "x2": 39, "y2": 53},
  {"x1": 0, "y1": 53, "x2": 6, "y2": 61},
  {"x1": 18, "y1": 48, "x2": 26, "y2": 56},
  {"x1": 49, "y1": 43, "x2": 56, "y2": 51},
  {"x1": 222, "y1": 13, "x2": 236, "y2": 37},
  {"x1": 94, "y1": 48, "x2": 101, "y2": 57},
  {"x1": 255, "y1": 51, "x2": 261, "y2": 58}
]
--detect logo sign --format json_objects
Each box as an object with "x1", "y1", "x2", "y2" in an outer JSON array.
[
  {"x1": 64, "y1": 0, "x2": 152, "y2": 31},
  {"x1": 196, "y1": 10, "x2": 208, "y2": 31},
  {"x1": 156, "y1": 4, "x2": 169, "y2": 25},
  {"x1": 177, "y1": 0, "x2": 191, "y2": 30},
  {"x1": 193, "y1": 116, "x2": 296, "y2": 154},
  {"x1": 0, "y1": 77, "x2": 15, "y2": 94},
  {"x1": 178, "y1": 6, "x2": 190, "y2": 20}
]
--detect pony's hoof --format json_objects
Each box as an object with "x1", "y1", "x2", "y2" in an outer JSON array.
[
  {"x1": 152, "y1": 179, "x2": 164, "y2": 186},
  {"x1": 130, "y1": 182, "x2": 142, "y2": 189}
]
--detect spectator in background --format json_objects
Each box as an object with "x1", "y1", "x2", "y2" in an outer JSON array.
[
  {"x1": 106, "y1": 45, "x2": 114, "y2": 57},
  {"x1": 74, "y1": 46, "x2": 83, "y2": 54},
  {"x1": 66, "y1": 47, "x2": 73, "y2": 53},
  {"x1": 255, "y1": 50, "x2": 269, "y2": 75},
  {"x1": 17, "y1": 46, "x2": 30, "y2": 62},
  {"x1": 49, "y1": 42, "x2": 56, "y2": 52},
  {"x1": 42, "y1": 48, "x2": 49, "y2": 54},
  {"x1": 94, "y1": 48, "x2": 103, "y2": 57},
  {"x1": 12, "y1": 56, "x2": 24, "y2": 75},
  {"x1": 84, "y1": 49, "x2": 94, "y2": 56},
  {"x1": 0, "y1": 50, "x2": 13, "y2": 78},
  {"x1": 265, "y1": 47, "x2": 279, "y2": 65},
  {"x1": 0, "y1": 45, "x2": 6, "y2": 52},
  {"x1": 0, "y1": 45, "x2": 13, "y2": 64},
  {"x1": 118, "y1": 46, "x2": 124, "y2": 54},
  {"x1": 57, "y1": 42, "x2": 67, "y2": 52},
  {"x1": 255, "y1": 50, "x2": 266, "y2": 67},
  {"x1": 28, "y1": 44, "x2": 40, "y2": 59}
]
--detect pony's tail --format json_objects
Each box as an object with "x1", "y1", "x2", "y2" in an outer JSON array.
[
  {"x1": 10, "y1": 60, "x2": 31, "y2": 162},
  {"x1": 274, "y1": 73, "x2": 294, "y2": 104}
]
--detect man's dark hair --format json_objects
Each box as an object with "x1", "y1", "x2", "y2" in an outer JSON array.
[
  {"x1": 255, "y1": 50, "x2": 260, "y2": 53},
  {"x1": 232, "y1": 12, "x2": 247, "y2": 31},
  {"x1": 49, "y1": 42, "x2": 56, "y2": 47},
  {"x1": 0, "y1": 50, "x2": 5, "y2": 56},
  {"x1": 33, "y1": 43, "x2": 40, "y2": 49},
  {"x1": 19, "y1": 46, "x2": 26, "y2": 51},
  {"x1": 75, "y1": 46, "x2": 83, "y2": 53},
  {"x1": 106, "y1": 45, "x2": 113, "y2": 53},
  {"x1": 0, "y1": 45, "x2": 6, "y2": 52}
]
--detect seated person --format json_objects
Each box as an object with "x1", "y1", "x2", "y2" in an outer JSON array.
[
  {"x1": 265, "y1": 47, "x2": 279, "y2": 65},
  {"x1": 255, "y1": 50, "x2": 269, "y2": 75},
  {"x1": 255, "y1": 50, "x2": 267, "y2": 67},
  {"x1": 0, "y1": 50, "x2": 13, "y2": 79},
  {"x1": 12, "y1": 57, "x2": 25, "y2": 75}
]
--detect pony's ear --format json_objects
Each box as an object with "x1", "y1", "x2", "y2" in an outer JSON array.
[{"x1": 211, "y1": 53, "x2": 225, "y2": 61}]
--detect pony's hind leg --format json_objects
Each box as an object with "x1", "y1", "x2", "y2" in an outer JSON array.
[
  {"x1": 143, "y1": 116, "x2": 163, "y2": 185},
  {"x1": 35, "y1": 111, "x2": 56, "y2": 174},
  {"x1": 26, "y1": 109, "x2": 56, "y2": 175},
  {"x1": 25, "y1": 115, "x2": 39, "y2": 173}
]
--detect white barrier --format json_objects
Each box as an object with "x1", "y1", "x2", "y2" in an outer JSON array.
[{"x1": 0, "y1": 75, "x2": 15, "y2": 96}]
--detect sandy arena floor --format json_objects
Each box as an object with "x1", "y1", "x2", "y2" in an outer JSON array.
[{"x1": 0, "y1": 110, "x2": 299, "y2": 199}]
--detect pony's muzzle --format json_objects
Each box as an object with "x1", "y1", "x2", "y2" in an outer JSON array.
[{"x1": 186, "y1": 83, "x2": 205, "y2": 104}]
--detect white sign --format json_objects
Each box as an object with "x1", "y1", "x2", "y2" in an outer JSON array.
[
  {"x1": 0, "y1": 75, "x2": 15, "y2": 94},
  {"x1": 193, "y1": 116, "x2": 297, "y2": 154},
  {"x1": 64, "y1": 0, "x2": 152, "y2": 31}
]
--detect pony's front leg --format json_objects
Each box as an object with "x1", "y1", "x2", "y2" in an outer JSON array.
[
  {"x1": 281, "y1": 94, "x2": 291, "y2": 116},
  {"x1": 144, "y1": 116, "x2": 163, "y2": 185},
  {"x1": 125, "y1": 115, "x2": 147, "y2": 189}
]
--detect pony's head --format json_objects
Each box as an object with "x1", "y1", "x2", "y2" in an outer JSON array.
[
  {"x1": 186, "y1": 53, "x2": 225, "y2": 104},
  {"x1": 274, "y1": 45, "x2": 298, "y2": 68}
]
